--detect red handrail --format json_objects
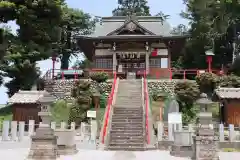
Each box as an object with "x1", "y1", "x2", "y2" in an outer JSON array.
[
  {"x1": 101, "y1": 72, "x2": 117, "y2": 144},
  {"x1": 143, "y1": 71, "x2": 150, "y2": 144}
]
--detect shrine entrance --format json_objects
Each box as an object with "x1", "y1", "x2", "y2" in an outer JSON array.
[{"x1": 116, "y1": 52, "x2": 145, "y2": 79}]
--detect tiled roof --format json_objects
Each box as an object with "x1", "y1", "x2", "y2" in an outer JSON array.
[
  {"x1": 88, "y1": 16, "x2": 172, "y2": 37},
  {"x1": 215, "y1": 87, "x2": 240, "y2": 99},
  {"x1": 8, "y1": 90, "x2": 56, "y2": 104}
]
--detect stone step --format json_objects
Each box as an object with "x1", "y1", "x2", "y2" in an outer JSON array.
[
  {"x1": 110, "y1": 134, "x2": 144, "y2": 139},
  {"x1": 116, "y1": 98, "x2": 142, "y2": 100},
  {"x1": 115, "y1": 102, "x2": 142, "y2": 105},
  {"x1": 111, "y1": 116, "x2": 143, "y2": 119},
  {"x1": 113, "y1": 107, "x2": 142, "y2": 110},
  {"x1": 112, "y1": 112, "x2": 143, "y2": 116},
  {"x1": 111, "y1": 119, "x2": 143, "y2": 123},
  {"x1": 107, "y1": 146, "x2": 145, "y2": 151},
  {"x1": 109, "y1": 139, "x2": 145, "y2": 144},
  {"x1": 109, "y1": 142, "x2": 144, "y2": 147},
  {"x1": 110, "y1": 129, "x2": 143, "y2": 133},
  {"x1": 113, "y1": 106, "x2": 143, "y2": 109},
  {"x1": 111, "y1": 121, "x2": 143, "y2": 125},
  {"x1": 110, "y1": 126, "x2": 144, "y2": 130},
  {"x1": 109, "y1": 132, "x2": 144, "y2": 137},
  {"x1": 111, "y1": 123, "x2": 143, "y2": 127}
]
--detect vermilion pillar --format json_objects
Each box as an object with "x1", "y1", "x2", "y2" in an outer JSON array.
[{"x1": 206, "y1": 55, "x2": 213, "y2": 73}]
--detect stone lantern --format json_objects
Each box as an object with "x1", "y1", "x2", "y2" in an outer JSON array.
[
  {"x1": 205, "y1": 50, "x2": 214, "y2": 73},
  {"x1": 27, "y1": 91, "x2": 58, "y2": 160},
  {"x1": 192, "y1": 93, "x2": 219, "y2": 160}
]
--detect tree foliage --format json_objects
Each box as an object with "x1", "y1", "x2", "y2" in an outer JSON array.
[
  {"x1": 112, "y1": 0, "x2": 150, "y2": 16},
  {"x1": 0, "y1": 1, "x2": 96, "y2": 96},
  {"x1": 196, "y1": 72, "x2": 219, "y2": 94},
  {"x1": 54, "y1": 6, "x2": 96, "y2": 69},
  {"x1": 69, "y1": 81, "x2": 92, "y2": 126},
  {"x1": 219, "y1": 74, "x2": 240, "y2": 87}
]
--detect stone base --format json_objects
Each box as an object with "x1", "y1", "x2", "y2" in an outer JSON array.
[
  {"x1": 170, "y1": 145, "x2": 193, "y2": 158},
  {"x1": 27, "y1": 127, "x2": 58, "y2": 160},
  {"x1": 157, "y1": 141, "x2": 173, "y2": 150},
  {"x1": 57, "y1": 145, "x2": 78, "y2": 155}
]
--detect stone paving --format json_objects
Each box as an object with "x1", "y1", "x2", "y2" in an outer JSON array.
[
  {"x1": 0, "y1": 136, "x2": 239, "y2": 160},
  {"x1": 0, "y1": 148, "x2": 240, "y2": 160}
]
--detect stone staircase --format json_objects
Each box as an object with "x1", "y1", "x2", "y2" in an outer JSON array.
[{"x1": 107, "y1": 79, "x2": 146, "y2": 151}]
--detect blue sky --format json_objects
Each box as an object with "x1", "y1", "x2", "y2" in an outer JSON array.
[{"x1": 0, "y1": 0, "x2": 188, "y2": 104}]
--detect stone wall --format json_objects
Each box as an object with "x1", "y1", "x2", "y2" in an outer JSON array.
[
  {"x1": 44, "y1": 79, "x2": 194, "y2": 100},
  {"x1": 44, "y1": 79, "x2": 112, "y2": 100}
]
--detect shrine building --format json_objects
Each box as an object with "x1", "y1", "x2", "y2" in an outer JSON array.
[{"x1": 76, "y1": 15, "x2": 188, "y2": 78}]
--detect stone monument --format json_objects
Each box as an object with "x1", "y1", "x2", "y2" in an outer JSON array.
[
  {"x1": 192, "y1": 93, "x2": 219, "y2": 160},
  {"x1": 27, "y1": 91, "x2": 58, "y2": 160},
  {"x1": 163, "y1": 99, "x2": 179, "y2": 121}
]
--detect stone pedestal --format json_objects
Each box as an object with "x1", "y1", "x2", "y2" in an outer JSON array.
[
  {"x1": 55, "y1": 129, "x2": 78, "y2": 155},
  {"x1": 27, "y1": 127, "x2": 58, "y2": 160},
  {"x1": 192, "y1": 112, "x2": 219, "y2": 160},
  {"x1": 170, "y1": 130, "x2": 193, "y2": 157},
  {"x1": 192, "y1": 135, "x2": 219, "y2": 160},
  {"x1": 27, "y1": 91, "x2": 58, "y2": 160}
]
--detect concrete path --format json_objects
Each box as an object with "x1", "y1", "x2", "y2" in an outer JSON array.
[{"x1": 0, "y1": 137, "x2": 239, "y2": 160}]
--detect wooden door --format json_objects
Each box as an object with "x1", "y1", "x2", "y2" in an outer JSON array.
[{"x1": 227, "y1": 103, "x2": 240, "y2": 125}]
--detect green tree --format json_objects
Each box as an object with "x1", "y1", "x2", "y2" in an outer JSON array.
[
  {"x1": 171, "y1": 24, "x2": 188, "y2": 35},
  {"x1": 54, "y1": 6, "x2": 96, "y2": 69},
  {"x1": 0, "y1": 30, "x2": 41, "y2": 96},
  {"x1": 181, "y1": 0, "x2": 240, "y2": 70},
  {"x1": 174, "y1": 81, "x2": 200, "y2": 123},
  {"x1": 0, "y1": 0, "x2": 63, "y2": 50},
  {"x1": 112, "y1": 0, "x2": 150, "y2": 16}
]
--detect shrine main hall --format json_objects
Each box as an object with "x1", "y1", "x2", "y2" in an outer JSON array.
[{"x1": 76, "y1": 15, "x2": 187, "y2": 78}]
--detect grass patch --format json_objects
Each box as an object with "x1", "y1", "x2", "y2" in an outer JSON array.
[
  {"x1": 222, "y1": 148, "x2": 240, "y2": 152},
  {"x1": 0, "y1": 105, "x2": 13, "y2": 122}
]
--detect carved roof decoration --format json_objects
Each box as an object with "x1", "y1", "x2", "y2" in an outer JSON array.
[{"x1": 107, "y1": 15, "x2": 155, "y2": 36}]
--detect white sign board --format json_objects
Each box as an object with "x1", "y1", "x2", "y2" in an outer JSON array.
[
  {"x1": 87, "y1": 110, "x2": 96, "y2": 118},
  {"x1": 168, "y1": 112, "x2": 182, "y2": 124}
]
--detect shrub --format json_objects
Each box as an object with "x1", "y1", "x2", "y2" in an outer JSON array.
[
  {"x1": 174, "y1": 80, "x2": 200, "y2": 124},
  {"x1": 69, "y1": 80, "x2": 92, "y2": 126},
  {"x1": 219, "y1": 74, "x2": 240, "y2": 88},
  {"x1": 90, "y1": 72, "x2": 109, "y2": 83},
  {"x1": 196, "y1": 72, "x2": 219, "y2": 94},
  {"x1": 50, "y1": 100, "x2": 71, "y2": 123},
  {"x1": 174, "y1": 81, "x2": 200, "y2": 106}
]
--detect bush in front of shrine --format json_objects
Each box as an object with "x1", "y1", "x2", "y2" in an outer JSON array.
[
  {"x1": 174, "y1": 80, "x2": 200, "y2": 124},
  {"x1": 195, "y1": 72, "x2": 219, "y2": 95},
  {"x1": 90, "y1": 72, "x2": 109, "y2": 83},
  {"x1": 68, "y1": 81, "x2": 92, "y2": 127}
]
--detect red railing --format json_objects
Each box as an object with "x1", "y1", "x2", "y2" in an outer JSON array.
[
  {"x1": 147, "y1": 68, "x2": 222, "y2": 79},
  {"x1": 42, "y1": 68, "x2": 113, "y2": 80},
  {"x1": 42, "y1": 68, "x2": 223, "y2": 80},
  {"x1": 143, "y1": 71, "x2": 150, "y2": 144},
  {"x1": 101, "y1": 72, "x2": 117, "y2": 144}
]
